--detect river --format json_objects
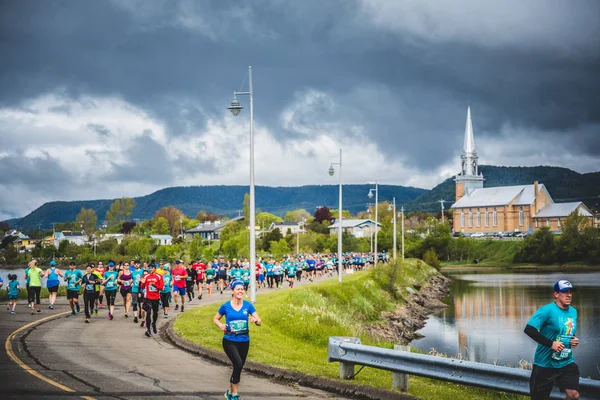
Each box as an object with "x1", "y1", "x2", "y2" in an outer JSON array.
[{"x1": 412, "y1": 269, "x2": 600, "y2": 380}]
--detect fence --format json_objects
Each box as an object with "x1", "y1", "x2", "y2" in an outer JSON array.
[{"x1": 328, "y1": 337, "x2": 600, "y2": 400}]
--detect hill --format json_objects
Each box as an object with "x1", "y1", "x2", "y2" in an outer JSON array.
[
  {"x1": 6, "y1": 184, "x2": 427, "y2": 230},
  {"x1": 408, "y1": 165, "x2": 600, "y2": 212}
]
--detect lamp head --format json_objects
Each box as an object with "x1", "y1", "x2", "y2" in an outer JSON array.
[
  {"x1": 328, "y1": 165, "x2": 335, "y2": 176},
  {"x1": 228, "y1": 95, "x2": 243, "y2": 116},
  {"x1": 367, "y1": 190, "x2": 374, "y2": 199},
  {"x1": 388, "y1": 205, "x2": 392, "y2": 212}
]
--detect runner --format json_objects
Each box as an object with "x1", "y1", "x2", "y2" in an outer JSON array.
[
  {"x1": 185, "y1": 263, "x2": 196, "y2": 302},
  {"x1": 213, "y1": 280, "x2": 262, "y2": 400},
  {"x1": 192, "y1": 258, "x2": 206, "y2": 300},
  {"x1": 81, "y1": 265, "x2": 99, "y2": 323},
  {"x1": 265, "y1": 259, "x2": 275, "y2": 289},
  {"x1": 216, "y1": 258, "x2": 227, "y2": 294},
  {"x1": 171, "y1": 260, "x2": 188, "y2": 312},
  {"x1": 131, "y1": 261, "x2": 144, "y2": 323},
  {"x1": 142, "y1": 263, "x2": 164, "y2": 337},
  {"x1": 91, "y1": 263, "x2": 103, "y2": 316},
  {"x1": 95, "y1": 261, "x2": 106, "y2": 309},
  {"x1": 305, "y1": 256, "x2": 316, "y2": 282},
  {"x1": 525, "y1": 280, "x2": 580, "y2": 400},
  {"x1": 160, "y1": 264, "x2": 173, "y2": 318},
  {"x1": 117, "y1": 265, "x2": 134, "y2": 317},
  {"x1": 205, "y1": 261, "x2": 216, "y2": 296},
  {"x1": 7, "y1": 274, "x2": 20, "y2": 314},
  {"x1": 64, "y1": 262, "x2": 82, "y2": 316},
  {"x1": 139, "y1": 269, "x2": 149, "y2": 328},
  {"x1": 102, "y1": 262, "x2": 119, "y2": 320},
  {"x1": 286, "y1": 261, "x2": 296, "y2": 288},
  {"x1": 44, "y1": 260, "x2": 63, "y2": 310},
  {"x1": 273, "y1": 261, "x2": 284, "y2": 289},
  {"x1": 27, "y1": 260, "x2": 44, "y2": 314}
]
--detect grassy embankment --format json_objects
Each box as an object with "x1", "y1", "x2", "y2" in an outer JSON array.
[
  {"x1": 0, "y1": 286, "x2": 67, "y2": 301},
  {"x1": 174, "y1": 260, "x2": 526, "y2": 400},
  {"x1": 442, "y1": 239, "x2": 521, "y2": 268}
]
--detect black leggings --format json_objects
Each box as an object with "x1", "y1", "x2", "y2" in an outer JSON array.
[
  {"x1": 105, "y1": 290, "x2": 117, "y2": 306},
  {"x1": 83, "y1": 292, "x2": 96, "y2": 318},
  {"x1": 143, "y1": 299, "x2": 159, "y2": 328},
  {"x1": 28, "y1": 286, "x2": 41, "y2": 305},
  {"x1": 222, "y1": 338, "x2": 250, "y2": 384},
  {"x1": 266, "y1": 275, "x2": 275, "y2": 288}
]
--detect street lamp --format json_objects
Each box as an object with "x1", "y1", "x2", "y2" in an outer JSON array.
[
  {"x1": 228, "y1": 65, "x2": 257, "y2": 303},
  {"x1": 388, "y1": 197, "x2": 397, "y2": 261},
  {"x1": 367, "y1": 183, "x2": 378, "y2": 266},
  {"x1": 329, "y1": 149, "x2": 343, "y2": 283}
]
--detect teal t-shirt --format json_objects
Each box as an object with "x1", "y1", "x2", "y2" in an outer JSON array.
[
  {"x1": 103, "y1": 271, "x2": 119, "y2": 291},
  {"x1": 64, "y1": 269, "x2": 83, "y2": 291},
  {"x1": 131, "y1": 269, "x2": 144, "y2": 293},
  {"x1": 161, "y1": 273, "x2": 172, "y2": 294},
  {"x1": 527, "y1": 302, "x2": 578, "y2": 368}
]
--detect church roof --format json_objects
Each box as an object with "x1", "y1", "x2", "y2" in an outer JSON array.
[
  {"x1": 451, "y1": 184, "x2": 552, "y2": 209},
  {"x1": 534, "y1": 202, "x2": 592, "y2": 218}
]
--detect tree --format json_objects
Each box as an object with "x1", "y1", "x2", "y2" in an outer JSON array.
[
  {"x1": 270, "y1": 239, "x2": 291, "y2": 258},
  {"x1": 256, "y1": 212, "x2": 283, "y2": 230},
  {"x1": 195, "y1": 210, "x2": 220, "y2": 222},
  {"x1": 106, "y1": 197, "x2": 136, "y2": 227},
  {"x1": 75, "y1": 208, "x2": 98, "y2": 237},
  {"x1": 284, "y1": 209, "x2": 311, "y2": 222},
  {"x1": 58, "y1": 240, "x2": 69, "y2": 257},
  {"x1": 261, "y1": 228, "x2": 283, "y2": 251},
  {"x1": 121, "y1": 221, "x2": 137, "y2": 234},
  {"x1": 152, "y1": 217, "x2": 170, "y2": 235},
  {"x1": 242, "y1": 193, "x2": 250, "y2": 226},
  {"x1": 314, "y1": 206, "x2": 333, "y2": 224},
  {"x1": 155, "y1": 206, "x2": 183, "y2": 236}
]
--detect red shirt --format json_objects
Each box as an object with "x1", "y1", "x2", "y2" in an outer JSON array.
[
  {"x1": 96, "y1": 267, "x2": 106, "y2": 277},
  {"x1": 172, "y1": 267, "x2": 188, "y2": 288},
  {"x1": 192, "y1": 262, "x2": 206, "y2": 279},
  {"x1": 143, "y1": 273, "x2": 164, "y2": 300}
]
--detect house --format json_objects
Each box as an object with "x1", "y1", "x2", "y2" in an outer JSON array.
[
  {"x1": 267, "y1": 222, "x2": 306, "y2": 235},
  {"x1": 97, "y1": 233, "x2": 126, "y2": 244},
  {"x1": 451, "y1": 106, "x2": 593, "y2": 234},
  {"x1": 54, "y1": 231, "x2": 87, "y2": 247},
  {"x1": 13, "y1": 237, "x2": 39, "y2": 253},
  {"x1": 184, "y1": 216, "x2": 245, "y2": 240},
  {"x1": 150, "y1": 234, "x2": 173, "y2": 245},
  {"x1": 327, "y1": 219, "x2": 381, "y2": 238}
]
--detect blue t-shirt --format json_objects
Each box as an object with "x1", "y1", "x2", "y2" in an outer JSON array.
[
  {"x1": 46, "y1": 267, "x2": 60, "y2": 288},
  {"x1": 527, "y1": 302, "x2": 578, "y2": 369},
  {"x1": 8, "y1": 280, "x2": 20, "y2": 297},
  {"x1": 306, "y1": 259, "x2": 316, "y2": 269},
  {"x1": 103, "y1": 271, "x2": 119, "y2": 291},
  {"x1": 64, "y1": 269, "x2": 83, "y2": 291},
  {"x1": 218, "y1": 300, "x2": 257, "y2": 343},
  {"x1": 131, "y1": 269, "x2": 144, "y2": 293}
]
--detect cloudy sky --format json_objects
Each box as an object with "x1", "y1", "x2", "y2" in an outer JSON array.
[{"x1": 1, "y1": 0, "x2": 599, "y2": 220}]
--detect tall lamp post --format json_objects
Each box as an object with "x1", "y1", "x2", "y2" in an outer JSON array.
[
  {"x1": 388, "y1": 197, "x2": 397, "y2": 261},
  {"x1": 228, "y1": 65, "x2": 257, "y2": 303},
  {"x1": 367, "y1": 182, "x2": 378, "y2": 266},
  {"x1": 329, "y1": 149, "x2": 343, "y2": 282},
  {"x1": 401, "y1": 206, "x2": 405, "y2": 261}
]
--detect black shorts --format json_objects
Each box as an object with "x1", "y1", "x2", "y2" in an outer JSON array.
[
  {"x1": 530, "y1": 363, "x2": 579, "y2": 399},
  {"x1": 160, "y1": 292, "x2": 171, "y2": 306},
  {"x1": 197, "y1": 278, "x2": 204, "y2": 284},
  {"x1": 67, "y1": 290, "x2": 79, "y2": 300},
  {"x1": 48, "y1": 285, "x2": 59, "y2": 293}
]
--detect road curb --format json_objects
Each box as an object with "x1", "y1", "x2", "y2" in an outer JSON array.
[{"x1": 165, "y1": 319, "x2": 418, "y2": 400}]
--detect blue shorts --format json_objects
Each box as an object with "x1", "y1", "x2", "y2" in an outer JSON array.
[
  {"x1": 258, "y1": 275, "x2": 264, "y2": 282},
  {"x1": 173, "y1": 287, "x2": 186, "y2": 296},
  {"x1": 8, "y1": 294, "x2": 18, "y2": 300}
]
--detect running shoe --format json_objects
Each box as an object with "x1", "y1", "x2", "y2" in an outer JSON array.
[
  {"x1": 66, "y1": 312, "x2": 76, "y2": 318},
  {"x1": 231, "y1": 394, "x2": 239, "y2": 400},
  {"x1": 198, "y1": 295, "x2": 202, "y2": 300},
  {"x1": 10, "y1": 310, "x2": 15, "y2": 314},
  {"x1": 99, "y1": 304, "x2": 103, "y2": 309},
  {"x1": 76, "y1": 305, "x2": 81, "y2": 313},
  {"x1": 48, "y1": 305, "x2": 52, "y2": 309},
  {"x1": 28, "y1": 304, "x2": 32, "y2": 308},
  {"x1": 95, "y1": 309, "x2": 98, "y2": 316},
  {"x1": 110, "y1": 313, "x2": 114, "y2": 320},
  {"x1": 140, "y1": 321, "x2": 145, "y2": 328},
  {"x1": 175, "y1": 304, "x2": 179, "y2": 311},
  {"x1": 31, "y1": 310, "x2": 35, "y2": 315},
  {"x1": 164, "y1": 313, "x2": 168, "y2": 318},
  {"x1": 85, "y1": 319, "x2": 90, "y2": 323},
  {"x1": 134, "y1": 316, "x2": 138, "y2": 323},
  {"x1": 181, "y1": 305, "x2": 184, "y2": 312},
  {"x1": 37, "y1": 309, "x2": 41, "y2": 313},
  {"x1": 144, "y1": 330, "x2": 151, "y2": 337},
  {"x1": 152, "y1": 324, "x2": 157, "y2": 334},
  {"x1": 224, "y1": 390, "x2": 232, "y2": 400},
  {"x1": 125, "y1": 313, "x2": 129, "y2": 318}
]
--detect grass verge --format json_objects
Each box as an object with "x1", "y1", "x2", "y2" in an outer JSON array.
[{"x1": 174, "y1": 260, "x2": 526, "y2": 400}]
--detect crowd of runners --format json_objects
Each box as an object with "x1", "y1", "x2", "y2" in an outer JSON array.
[{"x1": 3, "y1": 253, "x2": 386, "y2": 336}]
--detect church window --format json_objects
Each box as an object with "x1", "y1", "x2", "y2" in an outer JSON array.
[
  {"x1": 519, "y1": 208, "x2": 524, "y2": 226},
  {"x1": 476, "y1": 210, "x2": 481, "y2": 227},
  {"x1": 546, "y1": 218, "x2": 550, "y2": 226},
  {"x1": 468, "y1": 212, "x2": 473, "y2": 227},
  {"x1": 493, "y1": 209, "x2": 497, "y2": 227},
  {"x1": 461, "y1": 212, "x2": 465, "y2": 228},
  {"x1": 484, "y1": 211, "x2": 489, "y2": 227}
]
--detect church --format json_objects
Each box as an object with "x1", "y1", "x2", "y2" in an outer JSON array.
[{"x1": 450, "y1": 107, "x2": 593, "y2": 235}]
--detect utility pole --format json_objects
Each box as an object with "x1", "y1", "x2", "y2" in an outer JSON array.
[
  {"x1": 440, "y1": 200, "x2": 445, "y2": 224},
  {"x1": 401, "y1": 206, "x2": 405, "y2": 261}
]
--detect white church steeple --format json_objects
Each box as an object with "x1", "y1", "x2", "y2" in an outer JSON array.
[{"x1": 455, "y1": 105, "x2": 484, "y2": 199}]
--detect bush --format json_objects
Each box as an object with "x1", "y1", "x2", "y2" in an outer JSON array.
[{"x1": 423, "y1": 248, "x2": 441, "y2": 270}]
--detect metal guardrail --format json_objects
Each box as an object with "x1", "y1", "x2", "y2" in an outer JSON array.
[{"x1": 328, "y1": 337, "x2": 600, "y2": 400}]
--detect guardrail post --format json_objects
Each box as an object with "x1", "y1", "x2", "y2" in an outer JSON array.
[
  {"x1": 340, "y1": 362, "x2": 355, "y2": 379},
  {"x1": 392, "y1": 344, "x2": 410, "y2": 391}
]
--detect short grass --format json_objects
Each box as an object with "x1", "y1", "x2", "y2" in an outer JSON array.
[
  {"x1": 175, "y1": 260, "x2": 526, "y2": 400},
  {"x1": 0, "y1": 286, "x2": 67, "y2": 301}
]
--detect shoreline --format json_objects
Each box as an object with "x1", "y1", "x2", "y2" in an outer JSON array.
[{"x1": 441, "y1": 263, "x2": 600, "y2": 272}]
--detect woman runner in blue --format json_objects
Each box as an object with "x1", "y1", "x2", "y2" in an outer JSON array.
[
  {"x1": 44, "y1": 260, "x2": 63, "y2": 310},
  {"x1": 213, "y1": 280, "x2": 261, "y2": 400}
]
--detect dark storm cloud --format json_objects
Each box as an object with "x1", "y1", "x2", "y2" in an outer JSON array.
[
  {"x1": 0, "y1": 152, "x2": 73, "y2": 185},
  {"x1": 0, "y1": 0, "x2": 599, "y2": 172}
]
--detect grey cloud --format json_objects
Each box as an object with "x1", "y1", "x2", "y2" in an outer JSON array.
[
  {"x1": 87, "y1": 123, "x2": 110, "y2": 137},
  {"x1": 0, "y1": 152, "x2": 73, "y2": 185}
]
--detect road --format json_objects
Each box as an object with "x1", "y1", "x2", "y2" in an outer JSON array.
[{"x1": 1, "y1": 278, "x2": 351, "y2": 400}]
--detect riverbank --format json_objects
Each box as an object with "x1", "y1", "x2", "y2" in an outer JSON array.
[
  {"x1": 441, "y1": 263, "x2": 600, "y2": 271},
  {"x1": 174, "y1": 261, "x2": 524, "y2": 400}
]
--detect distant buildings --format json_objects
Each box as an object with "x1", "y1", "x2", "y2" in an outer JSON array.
[
  {"x1": 451, "y1": 106, "x2": 593, "y2": 234},
  {"x1": 184, "y1": 216, "x2": 244, "y2": 240},
  {"x1": 149, "y1": 235, "x2": 173, "y2": 245},
  {"x1": 327, "y1": 219, "x2": 381, "y2": 238}
]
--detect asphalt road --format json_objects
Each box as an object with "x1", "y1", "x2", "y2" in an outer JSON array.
[{"x1": 1, "y1": 277, "x2": 350, "y2": 400}]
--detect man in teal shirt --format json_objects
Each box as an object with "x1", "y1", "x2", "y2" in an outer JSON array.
[{"x1": 524, "y1": 280, "x2": 579, "y2": 400}]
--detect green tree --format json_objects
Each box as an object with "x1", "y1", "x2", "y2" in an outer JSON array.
[
  {"x1": 257, "y1": 212, "x2": 283, "y2": 230},
  {"x1": 284, "y1": 209, "x2": 311, "y2": 222},
  {"x1": 516, "y1": 226, "x2": 556, "y2": 264},
  {"x1": 242, "y1": 193, "x2": 250, "y2": 226},
  {"x1": 155, "y1": 206, "x2": 183, "y2": 236},
  {"x1": 126, "y1": 238, "x2": 155, "y2": 259},
  {"x1": 106, "y1": 197, "x2": 136, "y2": 227},
  {"x1": 261, "y1": 228, "x2": 283, "y2": 251},
  {"x1": 188, "y1": 235, "x2": 205, "y2": 260},
  {"x1": 58, "y1": 240, "x2": 69, "y2": 257},
  {"x1": 152, "y1": 217, "x2": 170, "y2": 235},
  {"x1": 75, "y1": 207, "x2": 98, "y2": 237},
  {"x1": 270, "y1": 238, "x2": 291, "y2": 258},
  {"x1": 423, "y1": 248, "x2": 441, "y2": 270}
]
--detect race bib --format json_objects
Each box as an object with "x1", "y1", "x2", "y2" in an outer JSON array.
[
  {"x1": 106, "y1": 280, "x2": 115, "y2": 289},
  {"x1": 68, "y1": 283, "x2": 76, "y2": 290},
  {"x1": 148, "y1": 284, "x2": 158, "y2": 292},
  {"x1": 228, "y1": 319, "x2": 249, "y2": 334},
  {"x1": 85, "y1": 284, "x2": 94, "y2": 291},
  {"x1": 123, "y1": 280, "x2": 131, "y2": 287}
]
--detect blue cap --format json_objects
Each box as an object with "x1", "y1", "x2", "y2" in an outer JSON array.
[
  {"x1": 49, "y1": 260, "x2": 56, "y2": 266},
  {"x1": 175, "y1": 260, "x2": 182, "y2": 264},
  {"x1": 230, "y1": 280, "x2": 244, "y2": 290},
  {"x1": 108, "y1": 262, "x2": 115, "y2": 267},
  {"x1": 554, "y1": 280, "x2": 575, "y2": 293}
]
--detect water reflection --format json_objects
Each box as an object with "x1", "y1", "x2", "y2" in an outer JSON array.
[{"x1": 413, "y1": 270, "x2": 600, "y2": 379}]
